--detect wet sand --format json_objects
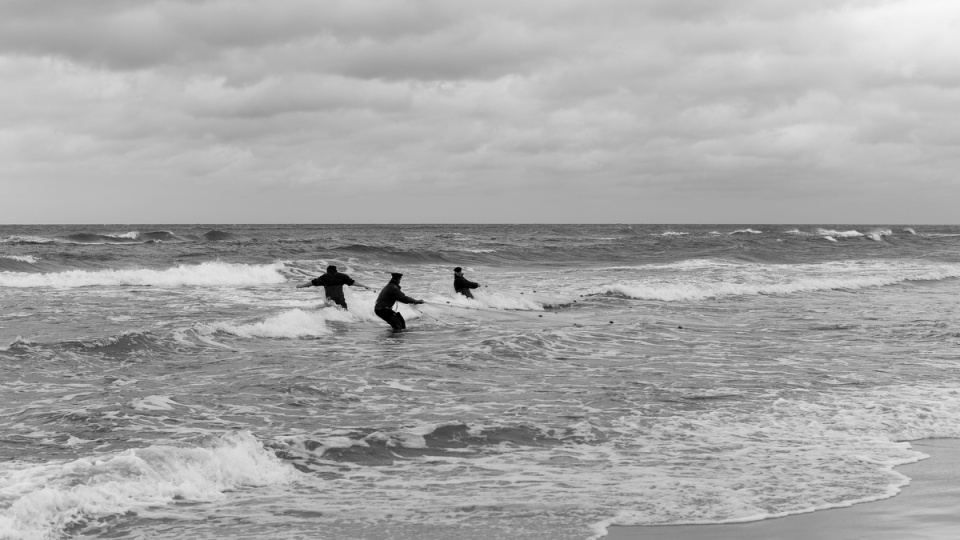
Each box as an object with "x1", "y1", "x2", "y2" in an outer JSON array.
[{"x1": 604, "y1": 439, "x2": 960, "y2": 540}]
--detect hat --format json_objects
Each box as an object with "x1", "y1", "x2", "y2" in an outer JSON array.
[
  {"x1": 390, "y1": 272, "x2": 403, "y2": 278},
  {"x1": 326, "y1": 265, "x2": 337, "y2": 272},
  {"x1": 453, "y1": 267, "x2": 462, "y2": 272}
]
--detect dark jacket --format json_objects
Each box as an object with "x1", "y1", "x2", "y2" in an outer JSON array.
[
  {"x1": 454, "y1": 274, "x2": 479, "y2": 293},
  {"x1": 375, "y1": 281, "x2": 417, "y2": 310},
  {"x1": 312, "y1": 271, "x2": 355, "y2": 298}
]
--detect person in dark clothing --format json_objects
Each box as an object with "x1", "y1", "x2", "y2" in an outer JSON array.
[
  {"x1": 453, "y1": 267, "x2": 480, "y2": 299},
  {"x1": 374, "y1": 272, "x2": 424, "y2": 331},
  {"x1": 296, "y1": 265, "x2": 372, "y2": 309}
]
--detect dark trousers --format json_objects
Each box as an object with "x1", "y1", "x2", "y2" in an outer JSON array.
[
  {"x1": 327, "y1": 296, "x2": 347, "y2": 309},
  {"x1": 374, "y1": 307, "x2": 406, "y2": 331}
]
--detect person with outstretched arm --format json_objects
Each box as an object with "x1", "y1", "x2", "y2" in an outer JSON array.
[
  {"x1": 453, "y1": 267, "x2": 480, "y2": 299},
  {"x1": 296, "y1": 265, "x2": 373, "y2": 309},
  {"x1": 374, "y1": 272, "x2": 424, "y2": 331}
]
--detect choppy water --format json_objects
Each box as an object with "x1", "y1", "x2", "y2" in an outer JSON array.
[{"x1": 2, "y1": 224, "x2": 960, "y2": 540}]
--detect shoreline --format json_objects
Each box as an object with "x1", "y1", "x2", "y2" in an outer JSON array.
[{"x1": 604, "y1": 438, "x2": 960, "y2": 540}]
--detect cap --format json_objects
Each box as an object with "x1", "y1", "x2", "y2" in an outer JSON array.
[
  {"x1": 390, "y1": 272, "x2": 403, "y2": 278},
  {"x1": 453, "y1": 267, "x2": 462, "y2": 272},
  {"x1": 326, "y1": 265, "x2": 337, "y2": 272}
]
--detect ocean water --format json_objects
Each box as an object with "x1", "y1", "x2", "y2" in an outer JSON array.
[{"x1": 2, "y1": 223, "x2": 960, "y2": 540}]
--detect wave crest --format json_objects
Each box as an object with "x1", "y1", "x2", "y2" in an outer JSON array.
[
  {"x1": 606, "y1": 265, "x2": 960, "y2": 301},
  {"x1": 0, "y1": 431, "x2": 294, "y2": 540},
  {"x1": 198, "y1": 308, "x2": 355, "y2": 339},
  {"x1": 0, "y1": 262, "x2": 287, "y2": 288}
]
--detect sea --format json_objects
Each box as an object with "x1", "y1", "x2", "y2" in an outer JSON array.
[{"x1": 2, "y1": 223, "x2": 960, "y2": 540}]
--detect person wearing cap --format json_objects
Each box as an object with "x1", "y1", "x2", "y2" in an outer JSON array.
[
  {"x1": 374, "y1": 272, "x2": 424, "y2": 331},
  {"x1": 453, "y1": 267, "x2": 480, "y2": 299},
  {"x1": 296, "y1": 265, "x2": 372, "y2": 309}
]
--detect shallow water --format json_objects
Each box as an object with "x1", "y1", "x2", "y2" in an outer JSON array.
[{"x1": 2, "y1": 224, "x2": 960, "y2": 539}]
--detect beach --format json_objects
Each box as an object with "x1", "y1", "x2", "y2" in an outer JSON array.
[{"x1": 606, "y1": 439, "x2": 960, "y2": 540}]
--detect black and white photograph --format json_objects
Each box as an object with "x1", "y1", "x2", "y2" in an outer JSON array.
[{"x1": 2, "y1": 1, "x2": 960, "y2": 539}]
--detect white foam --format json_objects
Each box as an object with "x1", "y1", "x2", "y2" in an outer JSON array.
[
  {"x1": 199, "y1": 308, "x2": 355, "y2": 339},
  {"x1": 866, "y1": 228, "x2": 893, "y2": 242},
  {"x1": 0, "y1": 262, "x2": 287, "y2": 288},
  {"x1": 130, "y1": 395, "x2": 178, "y2": 411},
  {"x1": 104, "y1": 231, "x2": 139, "y2": 240},
  {"x1": 729, "y1": 228, "x2": 762, "y2": 235},
  {"x1": 272, "y1": 385, "x2": 960, "y2": 535},
  {"x1": 65, "y1": 436, "x2": 93, "y2": 447},
  {"x1": 600, "y1": 260, "x2": 739, "y2": 272},
  {"x1": 606, "y1": 261, "x2": 960, "y2": 301},
  {"x1": 816, "y1": 228, "x2": 863, "y2": 238},
  {"x1": 0, "y1": 255, "x2": 38, "y2": 263},
  {"x1": 425, "y1": 291, "x2": 547, "y2": 312},
  {"x1": 0, "y1": 236, "x2": 56, "y2": 244},
  {"x1": 0, "y1": 431, "x2": 295, "y2": 540}
]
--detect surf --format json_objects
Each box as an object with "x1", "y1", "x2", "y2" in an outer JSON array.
[
  {"x1": 0, "y1": 431, "x2": 295, "y2": 540},
  {"x1": 0, "y1": 262, "x2": 288, "y2": 288}
]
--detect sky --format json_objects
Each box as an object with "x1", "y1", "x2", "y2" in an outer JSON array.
[{"x1": 1, "y1": 0, "x2": 958, "y2": 224}]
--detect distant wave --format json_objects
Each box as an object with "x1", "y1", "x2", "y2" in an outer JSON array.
[
  {"x1": 104, "y1": 231, "x2": 140, "y2": 240},
  {"x1": 810, "y1": 228, "x2": 892, "y2": 242},
  {"x1": 143, "y1": 231, "x2": 179, "y2": 241},
  {"x1": 866, "y1": 229, "x2": 893, "y2": 242},
  {"x1": 0, "y1": 235, "x2": 59, "y2": 245},
  {"x1": 0, "y1": 230, "x2": 224, "y2": 245},
  {"x1": 0, "y1": 431, "x2": 294, "y2": 540},
  {"x1": 0, "y1": 255, "x2": 41, "y2": 272},
  {"x1": 729, "y1": 229, "x2": 762, "y2": 235},
  {"x1": 0, "y1": 262, "x2": 287, "y2": 288},
  {"x1": 0, "y1": 255, "x2": 38, "y2": 263},
  {"x1": 815, "y1": 228, "x2": 863, "y2": 238},
  {"x1": 336, "y1": 244, "x2": 454, "y2": 264},
  {"x1": 606, "y1": 265, "x2": 960, "y2": 301},
  {"x1": 63, "y1": 232, "x2": 147, "y2": 244},
  {"x1": 203, "y1": 230, "x2": 245, "y2": 241}
]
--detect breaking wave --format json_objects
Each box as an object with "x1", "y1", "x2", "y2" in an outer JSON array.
[
  {"x1": 0, "y1": 262, "x2": 287, "y2": 288},
  {"x1": 606, "y1": 263, "x2": 960, "y2": 302},
  {"x1": 0, "y1": 431, "x2": 295, "y2": 540},
  {"x1": 198, "y1": 308, "x2": 356, "y2": 339}
]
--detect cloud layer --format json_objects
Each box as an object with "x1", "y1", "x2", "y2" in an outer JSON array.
[{"x1": 2, "y1": 0, "x2": 959, "y2": 223}]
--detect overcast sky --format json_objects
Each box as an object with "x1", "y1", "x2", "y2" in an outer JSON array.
[{"x1": 1, "y1": 0, "x2": 958, "y2": 224}]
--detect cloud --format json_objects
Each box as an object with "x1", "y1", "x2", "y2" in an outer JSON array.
[{"x1": 2, "y1": 0, "x2": 960, "y2": 223}]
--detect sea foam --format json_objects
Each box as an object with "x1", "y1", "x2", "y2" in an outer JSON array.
[
  {"x1": 199, "y1": 308, "x2": 355, "y2": 339},
  {"x1": 607, "y1": 263, "x2": 960, "y2": 301},
  {"x1": 0, "y1": 431, "x2": 295, "y2": 540},
  {"x1": 0, "y1": 262, "x2": 287, "y2": 288},
  {"x1": 104, "y1": 231, "x2": 140, "y2": 240},
  {"x1": 815, "y1": 228, "x2": 863, "y2": 238},
  {"x1": 0, "y1": 255, "x2": 38, "y2": 264}
]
